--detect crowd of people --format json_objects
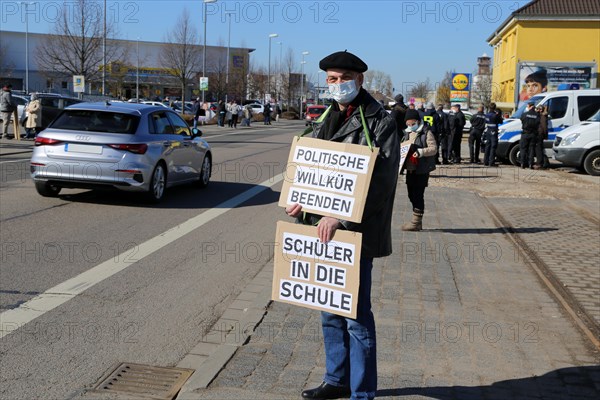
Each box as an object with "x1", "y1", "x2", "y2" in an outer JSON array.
[{"x1": 1, "y1": 83, "x2": 41, "y2": 140}]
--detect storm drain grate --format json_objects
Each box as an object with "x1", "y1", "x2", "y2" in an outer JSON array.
[{"x1": 92, "y1": 362, "x2": 194, "y2": 400}]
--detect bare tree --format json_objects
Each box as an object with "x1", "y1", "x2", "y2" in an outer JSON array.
[
  {"x1": 364, "y1": 70, "x2": 393, "y2": 96},
  {"x1": 247, "y1": 62, "x2": 268, "y2": 102},
  {"x1": 35, "y1": 0, "x2": 122, "y2": 90},
  {"x1": 473, "y1": 74, "x2": 493, "y2": 108},
  {"x1": 283, "y1": 48, "x2": 301, "y2": 110},
  {"x1": 408, "y1": 78, "x2": 431, "y2": 100},
  {"x1": 159, "y1": 9, "x2": 202, "y2": 108}
]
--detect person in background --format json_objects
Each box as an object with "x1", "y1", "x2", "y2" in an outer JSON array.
[
  {"x1": 1, "y1": 83, "x2": 18, "y2": 140},
  {"x1": 230, "y1": 100, "x2": 240, "y2": 129},
  {"x1": 401, "y1": 109, "x2": 437, "y2": 231},
  {"x1": 483, "y1": 103, "x2": 503, "y2": 167},
  {"x1": 449, "y1": 104, "x2": 466, "y2": 163},
  {"x1": 436, "y1": 104, "x2": 450, "y2": 164},
  {"x1": 24, "y1": 93, "x2": 42, "y2": 139},
  {"x1": 192, "y1": 98, "x2": 201, "y2": 129},
  {"x1": 217, "y1": 100, "x2": 226, "y2": 127},
  {"x1": 534, "y1": 104, "x2": 548, "y2": 169},
  {"x1": 469, "y1": 105, "x2": 486, "y2": 163},
  {"x1": 520, "y1": 101, "x2": 540, "y2": 169},
  {"x1": 390, "y1": 94, "x2": 407, "y2": 135},
  {"x1": 241, "y1": 104, "x2": 252, "y2": 127},
  {"x1": 263, "y1": 102, "x2": 272, "y2": 125},
  {"x1": 275, "y1": 103, "x2": 282, "y2": 122}
]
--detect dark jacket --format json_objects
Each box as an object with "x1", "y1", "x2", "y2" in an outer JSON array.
[
  {"x1": 436, "y1": 109, "x2": 449, "y2": 136},
  {"x1": 390, "y1": 102, "x2": 407, "y2": 134},
  {"x1": 539, "y1": 113, "x2": 548, "y2": 139},
  {"x1": 471, "y1": 111, "x2": 486, "y2": 131},
  {"x1": 485, "y1": 110, "x2": 503, "y2": 131},
  {"x1": 451, "y1": 110, "x2": 466, "y2": 134},
  {"x1": 521, "y1": 108, "x2": 540, "y2": 134},
  {"x1": 303, "y1": 89, "x2": 400, "y2": 258}
]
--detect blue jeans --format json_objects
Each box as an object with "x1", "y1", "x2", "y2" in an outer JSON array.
[{"x1": 321, "y1": 257, "x2": 376, "y2": 399}]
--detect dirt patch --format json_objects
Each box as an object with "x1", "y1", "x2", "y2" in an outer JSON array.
[{"x1": 427, "y1": 162, "x2": 600, "y2": 202}]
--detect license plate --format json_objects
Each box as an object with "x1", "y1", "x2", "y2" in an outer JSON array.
[{"x1": 65, "y1": 143, "x2": 103, "y2": 154}]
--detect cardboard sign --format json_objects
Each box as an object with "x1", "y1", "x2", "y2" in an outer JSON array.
[
  {"x1": 272, "y1": 221, "x2": 362, "y2": 318},
  {"x1": 279, "y1": 137, "x2": 378, "y2": 223},
  {"x1": 399, "y1": 138, "x2": 417, "y2": 173}
]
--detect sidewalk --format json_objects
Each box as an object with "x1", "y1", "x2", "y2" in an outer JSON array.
[{"x1": 176, "y1": 174, "x2": 600, "y2": 400}]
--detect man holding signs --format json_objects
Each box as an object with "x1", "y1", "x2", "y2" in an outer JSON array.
[{"x1": 285, "y1": 51, "x2": 399, "y2": 400}]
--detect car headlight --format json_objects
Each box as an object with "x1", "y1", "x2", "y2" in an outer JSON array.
[{"x1": 561, "y1": 133, "x2": 580, "y2": 146}]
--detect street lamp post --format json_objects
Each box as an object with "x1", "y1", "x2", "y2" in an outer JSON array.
[
  {"x1": 136, "y1": 37, "x2": 139, "y2": 102},
  {"x1": 225, "y1": 12, "x2": 233, "y2": 103},
  {"x1": 299, "y1": 51, "x2": 309, "y2": 115},
  {"x1": 277, "y1": 41, "x2": 282, "y2": 103},
  {"x1": 20, "y1": 2, "x2": 34, "y2": 93},
  {"x1": 267, "y1": 33, "x2": 278, "y2": 103},
  {"x1": 202, "y1": 0, "x2": 217, "y2": 104},
  {"x1": 103, "y1": 0, "x2": 106, "y2": 95}
]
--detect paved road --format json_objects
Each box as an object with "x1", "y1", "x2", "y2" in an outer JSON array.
[{"x1": 0, "y1": 121, "x2": 302, "y2": 399}]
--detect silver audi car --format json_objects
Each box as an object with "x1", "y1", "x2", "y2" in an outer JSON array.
[{"x1": 30, "y1": 102, "x2": 212, "y2": 202}]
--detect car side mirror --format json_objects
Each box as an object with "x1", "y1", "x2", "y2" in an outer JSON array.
[{"x1": 192, "y1": 128, "x2": 203, "y2": 138}]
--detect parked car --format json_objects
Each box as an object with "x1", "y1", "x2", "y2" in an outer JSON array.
[
  {"x1": 553, "y1": 109, "x2": 600, "y2": 176},
  {"x1": 305, "y1": 105, "x2": 327, "y2": 125},
  {"x1": 36, "y1": 94, "x2": 84, "y2": 131},
  {"x1": 30, "y1": 102, "x2": 212, "y2": 202},
  {"x1": 246, "y1": 103, "x2": 264, "y2": 115},
  {"x1": 141, "y1": 101, "x2": 168, "y2": 108},
  {"x1": 497, "y1": 89, "x2": 600, "y2": 166}
]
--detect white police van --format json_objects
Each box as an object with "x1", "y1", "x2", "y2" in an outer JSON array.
[
  {"x1": 496, "y1": 89, "x2": 600, "y2": 166},
  {"x1": 553, "y1": 109, "x2": 600, "y2": 176}
]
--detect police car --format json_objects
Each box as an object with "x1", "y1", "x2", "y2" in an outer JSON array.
[{"x1": 496, "y1": 89, "x2": 600, "y2": 166}]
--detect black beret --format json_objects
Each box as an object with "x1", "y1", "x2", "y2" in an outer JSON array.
[
  {"x1": 404, "y1": 109, "x2": 421, "y2": 122},
  {"x1": 319, "y1": 50, "x2": 368, "y2": 73}
]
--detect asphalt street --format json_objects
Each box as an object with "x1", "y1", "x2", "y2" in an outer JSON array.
[{"x1": 0, "y1": 121, "x2": 301, "y2": 399}]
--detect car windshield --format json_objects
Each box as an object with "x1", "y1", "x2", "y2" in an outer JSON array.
[
  {"x1": 308, "y1": 108, "x2": 325, "y2": 115},
  {"x1": 588, "y1": 109, "x2": 600, "y2": 122},
  {"x1": 50, "y1": 110, "x2": 140, "y2": 134},
  {"x1": 511, "y1": 95, "x2": 545, "y2": 119}
]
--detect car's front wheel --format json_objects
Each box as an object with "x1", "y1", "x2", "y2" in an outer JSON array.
[
  {"x1": 198, "y1": 154, "x2": 211, "y2": 188},
  {"x1": 35, "y1": 181, "x2": 61, "y2": 197},
  {"x1": 583, "y1": 149, "x2": 600, "y2": 176},
  {"x1": 146, "y1": 163, "x2": 166, "y2": 202}
]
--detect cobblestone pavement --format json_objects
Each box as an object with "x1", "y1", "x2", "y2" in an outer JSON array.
[
  {"x1": 489, "y1": 197, "x2": 600, "y2": 329},
  {"x1": 179, "y1": 183, "x2": 600, "y2": 400}
]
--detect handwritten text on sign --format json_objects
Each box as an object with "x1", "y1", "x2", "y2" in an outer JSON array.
[
  {"x1": 272, "y1": 221, "x2": 362, "y2": 318},
  {"x1": 279, "y1": 137, "x2": 377, "y2": 223}
]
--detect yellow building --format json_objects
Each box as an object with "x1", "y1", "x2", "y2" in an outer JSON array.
[{"x1": 487, "y1": 0, "x2": 600, "y2": 111}]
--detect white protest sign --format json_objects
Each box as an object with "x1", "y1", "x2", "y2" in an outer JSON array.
[
  {"x1": 279, "y1": 137, "x2": 378, "y2": 223},
  {"x1": 272, "y1": 221, "x2": 362, "y2": 318}
]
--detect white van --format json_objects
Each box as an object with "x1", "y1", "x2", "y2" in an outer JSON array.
[
  {"x1": 552, "y1": 109, "x2": 600, "y2": 176},
  {"x1": 496, "y1": 89, "x2": 600, "y2": 166}
]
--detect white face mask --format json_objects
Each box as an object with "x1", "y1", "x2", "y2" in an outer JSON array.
[{"x1": 328, "y1": 79, "x2": 359, "y2": 104}]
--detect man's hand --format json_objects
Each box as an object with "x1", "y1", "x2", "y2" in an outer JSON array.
[
  {"x1": 317, "y1": 217, "x2": 341, "y2": 243},
  {"x1": 285, "y1": 203, "x2": 303, "y2": 218}
]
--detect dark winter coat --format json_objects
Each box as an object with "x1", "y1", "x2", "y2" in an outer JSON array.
[{"x1": 302, "y1": 89, "x2": 400, "y2": 258}]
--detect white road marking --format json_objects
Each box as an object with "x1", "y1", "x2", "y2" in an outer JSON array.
[
  {"x1": 0, "y1": 173, "x2": 285, "y2": 338},
  {"x1": 0, "y1": 158, "x2": 31, "y2": 164}
]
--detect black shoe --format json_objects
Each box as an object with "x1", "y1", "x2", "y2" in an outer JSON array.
[
  {"x1": 442, "y1": 160, "x2": 450, "y2": 165},
  {"x1": 301, "y1": 382, "x2": 351, "y2": 399}
]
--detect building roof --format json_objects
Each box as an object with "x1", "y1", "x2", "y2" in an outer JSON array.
[
  {"x1": 514, "y1": 0, "x2": 600, "y2": 15},
  {"x1": 487, "y1": 0, "x2": 600, "y2": 43}
]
